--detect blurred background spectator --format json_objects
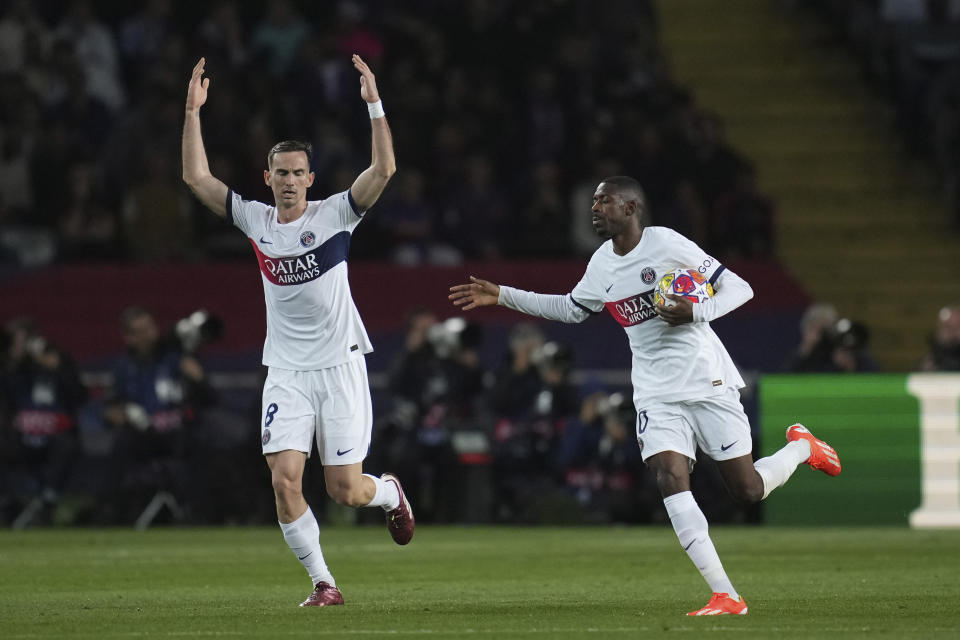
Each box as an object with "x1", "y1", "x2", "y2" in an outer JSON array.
[
  {"x1": 487, "y1": 327, "x2": 581, "y2": 522},
  {"x1": 100, "y1": 306, "x2": 216, "y2": 524},
  {"x1": 784, "y1": 302, "x2": 841, "y2": 372},
  {"x1": 918, "y1": 304, "x2": 960, "y2": 371},
  {"x1": 0, "y1": 317, "x2": 85, "y2": 527},
  {"x1": 557, "y1": 389, "x2": 658, "y2": 524},
  {"x1": 785, "y1": 303, "x2": 880, "y2": 373},
  {"x1": 374, "y1": 311, "x2": 487, "y2": 523}
]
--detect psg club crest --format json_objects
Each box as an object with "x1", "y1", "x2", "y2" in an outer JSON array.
[
  {"x1": 262, "y1": 430, "x2": 271, "y2": 445},
  {"x1": 299, "y1": 230, "x2": 316, "y2": 248},
  {"x1": 641, "y1": 267, "x2": 656, "y2": 284}
]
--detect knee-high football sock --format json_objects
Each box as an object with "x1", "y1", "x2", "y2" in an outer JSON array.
[
  {"x1": 664, "y1": 491, "x2": 738, "y2": 599},
  {"x1": 280, "y1": 506, "x2": 333, "y2": 586},
  {"x1": 753, "y1": 439, "x2": 811, "y2": 500}
]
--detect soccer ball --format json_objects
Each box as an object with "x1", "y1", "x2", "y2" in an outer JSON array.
[{"x1": 653, "y1": 268, "x2": 715, "y2": 308}]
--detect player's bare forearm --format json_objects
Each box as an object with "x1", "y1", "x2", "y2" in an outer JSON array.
[
  {"x1": 349, "y1": 54, "x2": 395, "y2": 210},
  {"x1": 351, "y1": 117, "x2": 396, "y2": 211},
  {"x1": 449, "y1": 276, "x2": 501, "y2": 311},
  {"x1": 182, "y1": 57, "x2": 227, "y2": 218},
  {"x1": 370, "y1": 116, "x2": 396, "y2": 178},
  {"x1": 182, "y1": 111, "x2": 228, "y2": 218}
]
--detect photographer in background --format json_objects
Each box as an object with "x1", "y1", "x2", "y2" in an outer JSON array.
[
  {"x1": 0, "y1": 317, "x2": 86, "y2": 526},
  {"x1": 382, "y1": 312, "x2": 485, "y2": 522},
  {"x1": 488, "y1": 331, "x2": 580, "y2": 522},
  {"x1": 102, "y1": 305, "x2": 216, "y2": 523},
  {"x1": 557, "y1": 390, "x2": 654, "y2": 523},
  {"x1": 533, "y1": 341, "x2": 580, "y2": 422},
  {"x1": 783, "y1": 303, "x2": 838, "y2": 372},
  {"x1": 918, "y1": 305, "x2": 960, "y2": 371},
  {"x1": 785, "y1": 303, "x2": 879, "y2": 373},
  {"x1": 827, "y1": 318, "x2": 880, "y2": 373}
]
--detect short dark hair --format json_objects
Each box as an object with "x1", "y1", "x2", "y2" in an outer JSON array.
[
  {"x1": 601, "y1": 175, "x2": 648, "y2": 225},
  {"x1": 600, "y1": 175, "x2": 646, "y2": 206},
  {"x1": 267, "y1": 140, "x2": 313, "y2": 168}
]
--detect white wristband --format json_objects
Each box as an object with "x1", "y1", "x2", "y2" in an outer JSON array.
[{"x1": 367, "y1": 100, "x2": 385, "y2": 119}]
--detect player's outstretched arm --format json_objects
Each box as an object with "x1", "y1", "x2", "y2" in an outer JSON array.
[
  {"x1": 449, "y1": 276, "x2": 501, "y2": 311},
  {"x1": 452, "y1": 276, "x2": 592, "y2": 323},
  {"x1": 182, "y1": 57, "x2": 229, "y2": 218},
  {"x1": 349, "y1": 54, "x2": 397, "y2": 212}
]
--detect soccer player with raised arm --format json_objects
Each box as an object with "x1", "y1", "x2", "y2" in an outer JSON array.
[
  {"x1": 449, "y1": 176, "x2": 841, "y2": 616},
  {"x1": 182, "y1": 55, "x2": 413, "y2": 607}
]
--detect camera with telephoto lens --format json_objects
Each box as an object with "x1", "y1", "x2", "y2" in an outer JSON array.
[
  {"x1": 426, "y1": 317, "x2": 482, "y2": 359},
  {"x1": 173, "y1": 310, "x2": 224, "y2": 353},
  {"x1": 827, "y1": 318, "x2": 869, "y2": 352}
]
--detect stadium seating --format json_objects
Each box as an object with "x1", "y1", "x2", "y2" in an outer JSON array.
[{"x1": 659, "y1": 0, "x2": 960, "y2": 371}]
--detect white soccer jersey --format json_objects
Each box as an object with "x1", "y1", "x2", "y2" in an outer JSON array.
[
  {"x1": 570, "y1": 226, "x2": 745, "y2": 409},
  {"x1": 228, "y1": 189, "x2": 373, "y2": 371}
]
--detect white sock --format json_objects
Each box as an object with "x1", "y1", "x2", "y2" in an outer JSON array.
[
  {"x1": 280, "y1": 507, "x2": 333, "y2": 587},
  {"x1": 363, "y1": 474, "x2": 400, "y2": 511},
  {"x1": 754, "y1": 440, "x2": 811, "y2": 500},
  {"x1": 663, "y1": 491, "x2": 738, "y2": 599}
]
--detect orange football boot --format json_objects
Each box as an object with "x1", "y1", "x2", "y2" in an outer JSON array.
[
  {"x1": 687, "y1": 592, "x2": 748, "y2": 616},
  {"x1": 786, "y1": 424, "x2": 842, "y2": 476}
]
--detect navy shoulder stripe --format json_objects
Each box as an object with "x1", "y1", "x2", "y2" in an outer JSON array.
[
  {"x1": 226, "y1": 188, "x2": 234, "y2": 225},
  {"x1": 708, "y1": 264, "x2": 726, "y2": 286},
  {"x1": 347, "y1": 189, "x2": 365, "y2": 217},
  {"x1": 570, "y1": 295, "x2": 599, "y2": 315}
]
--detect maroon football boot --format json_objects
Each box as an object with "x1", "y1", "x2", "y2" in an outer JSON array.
[
  {"x1": 299, "y1": 581, "x2": 344, "y2": 607},
  {"x1": 381, "y1": 473, "x2": 415, "y2": 545}
]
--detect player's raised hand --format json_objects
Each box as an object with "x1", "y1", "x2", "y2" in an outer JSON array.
[
  {"x1": 352, "y1": 54, "x2": 380, "y2": 103},
  {"x1": 449, "y1": 276, "x2": 500, "y2": 311},
  {"x1": 186, "y1": 57, "x2": 210, "y2": 112},
  {"x1": 655, "y1": 294, "x2": 694, "y2": 326}
]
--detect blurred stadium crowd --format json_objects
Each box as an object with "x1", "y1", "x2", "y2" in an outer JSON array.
[
  {"x1": 0, "y1": 0, "x2": 775, "y2": 267},
  {"x1": 2, "y1": 0, "x2": 959, "y2": 529}
]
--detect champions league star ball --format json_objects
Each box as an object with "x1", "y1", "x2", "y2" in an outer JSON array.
[{"x1": 653, "y1": 268, "x2": 715, "y2": 308}]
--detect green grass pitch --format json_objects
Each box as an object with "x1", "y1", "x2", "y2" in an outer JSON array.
[{"x1": 1, "y1": 526, "x2": 958, "y2": 638}]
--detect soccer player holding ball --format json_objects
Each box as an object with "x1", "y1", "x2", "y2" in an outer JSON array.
[
  {"x1": 449, "y1": 176, "x2": 841, "y2": 616},
  {"x1": 182, "y1": 55, "x2": 413, "y2": 607}
]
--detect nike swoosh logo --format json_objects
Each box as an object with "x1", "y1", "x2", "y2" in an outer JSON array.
[
  {"x1": 720, "y1": 441, "x2": 738, "y2": 452},
  {"x1": 336, "y1": 448, "x2": 354, "y2": 456},
  {"x1": 605, "y1": 284, "x2": 614, "y2": 293},
  {"x1": 259, "y1": 236, "x2": 273, "y2": 244},
  {"x1": 298, "y1": 552, "x2": 313, "y2": 560},
  {"x1": 683, "y1": 539, "x2": 696, "y2": 551}
]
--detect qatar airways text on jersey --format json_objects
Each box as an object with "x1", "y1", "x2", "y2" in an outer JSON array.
[{"x1": 605, "y1": 291, "x2": 658, "y2": 327}]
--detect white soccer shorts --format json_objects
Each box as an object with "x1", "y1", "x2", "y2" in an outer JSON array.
[
  {"x1": 259, "y1": 358, "x2": 372, "y2": 466},
  {"x1": 635, "y1": 387, "x2": 753, "y2": 463}
]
